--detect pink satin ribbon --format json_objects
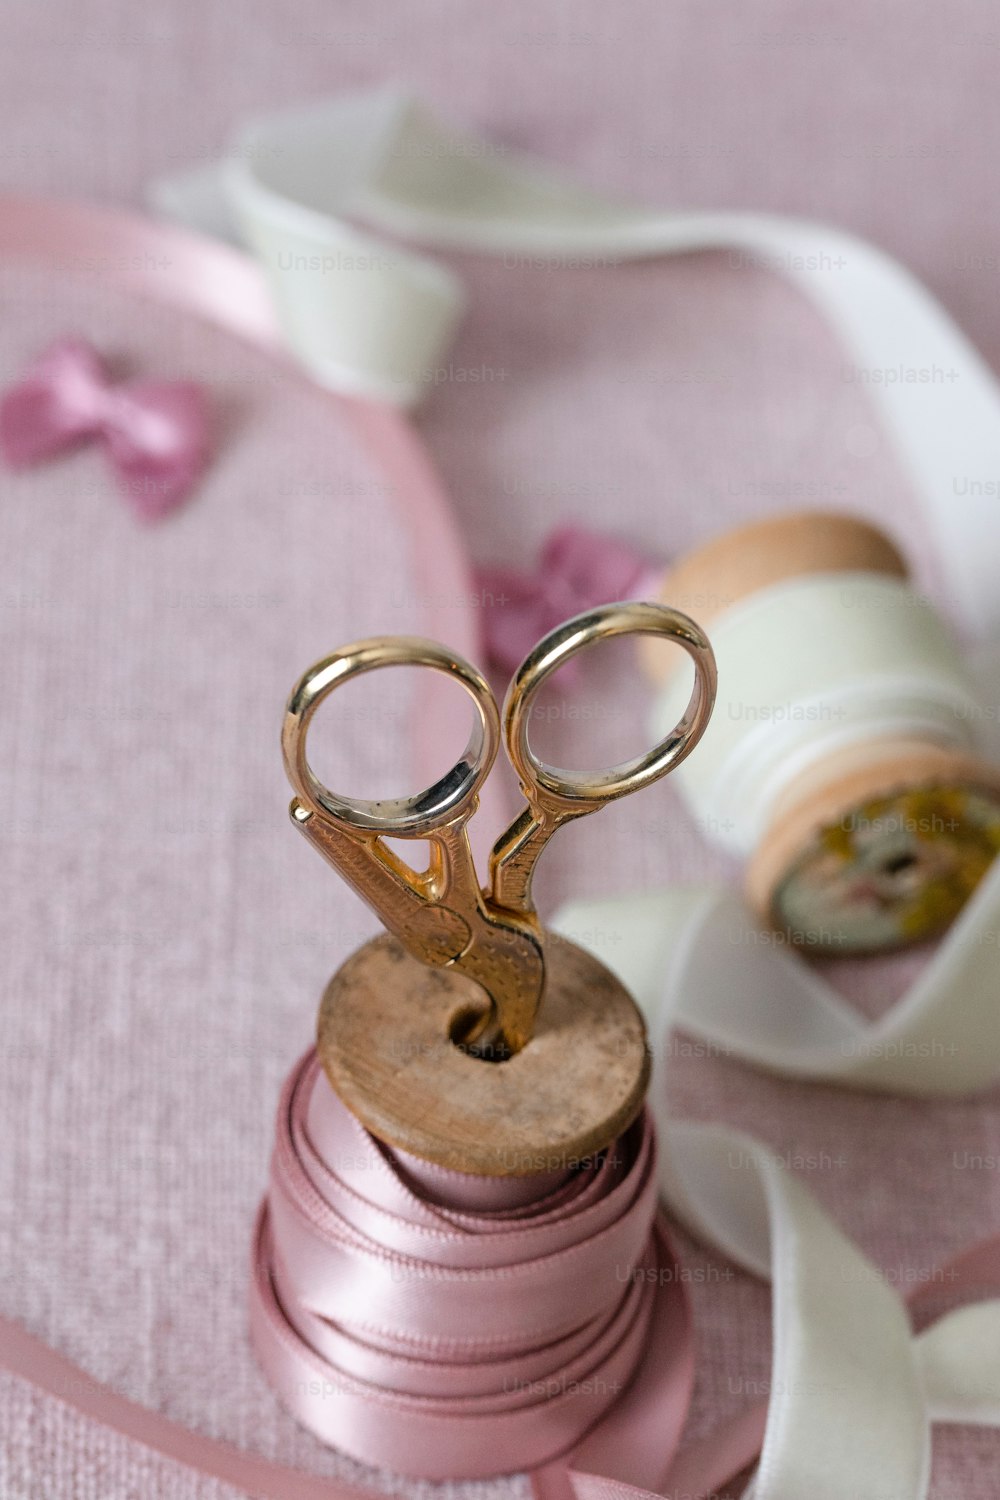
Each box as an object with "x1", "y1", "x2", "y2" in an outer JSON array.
[
  {"x1": 0, "y1": 336, "x2": 210, "y2": 518},
  {"x1": 478, "y1": 526, "x2": 662, "y2": 675},
  {"x1": 9, "y1": 1227, "x2": 1000, "y2": 1500},
  {"x1": 249, "y1": 1050, "x2": 686, "y2": 1481}
]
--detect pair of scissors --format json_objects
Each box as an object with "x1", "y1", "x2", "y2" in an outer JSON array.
[{"x1": 281, "y1": 601, "x2": 716, "y2": 1056}]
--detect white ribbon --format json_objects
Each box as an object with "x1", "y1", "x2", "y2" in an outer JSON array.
[
  {"x1": 151, "y1": 90, "x2": 1000, "y2": 1496},
  {"x1": 555, "y1": 871, "x2": 1000, "y2": 1499},
  {"x1": 152, "y1": 84, "x2": 1000, "y2": 640},
  {"x1": 558, "y1": 854, "x2": 1000, "y2": 1097}
]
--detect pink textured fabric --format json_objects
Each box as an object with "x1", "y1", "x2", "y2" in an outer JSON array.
[{"x1": 1, "y1": 6, "x2": 1000, "y2": 1498}]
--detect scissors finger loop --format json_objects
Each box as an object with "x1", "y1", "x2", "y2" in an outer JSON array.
[
  {"x1": 503, "y1": 602, "x2": 717, "y2": 809},
  {"x1": 282, "y1": 638, "x2": 501, "y2": 836}
]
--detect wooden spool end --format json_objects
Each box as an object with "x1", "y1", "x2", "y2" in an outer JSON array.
[
  {"x1": 637, "y1": 511, "x2": 1000, "y2": 951},
  {"x1": 639, "y1": 510, "x2": 907, "y2": 685},
  {"x1": 317, "y1": 933, "x2": 650, "y2": 1176},
  {"x1": 747, "y1": 739, "x2": 1000, "y2": 953}
]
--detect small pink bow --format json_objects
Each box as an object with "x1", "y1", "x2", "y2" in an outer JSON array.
[
  {"x1": 0, "y1": 338, "x2": 211, "y2": 520},
  {"x1": 477, "y1": 525, "x2": 663, "y2": 675}
]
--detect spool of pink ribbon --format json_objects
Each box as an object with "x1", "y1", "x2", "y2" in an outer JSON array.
[{"x1": 250, "y1": 1050, "x2": 691, "y2": 1482}]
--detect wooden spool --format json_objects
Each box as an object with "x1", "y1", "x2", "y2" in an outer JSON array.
[
  {"x1": 317, "y1": 932, "x2": 650, "y2": 1176},
  {"x1": 641, "y1": 511, "x2": 1000, "y2": 952}
]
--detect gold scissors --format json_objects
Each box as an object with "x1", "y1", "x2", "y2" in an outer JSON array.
[{"x1": 282, "y1": 601, "x2": 716, "y2": 1056}]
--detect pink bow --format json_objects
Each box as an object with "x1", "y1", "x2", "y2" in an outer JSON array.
[
  {"x1": 477, "y1": 525, "x2": 663, "y2": 674},
  {"x1": 0, "y1": 338, "x2": 210, "y2": 520}
]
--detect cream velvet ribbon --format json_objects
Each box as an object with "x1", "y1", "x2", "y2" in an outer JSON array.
[
  {"x1": 152, "y1": 83, "x2": 1000, "y2": 641},
  {"x1": 151, "y1": 91, "x2": 1000, "y2": 1495},
  {"x1": 555, "y1": 873, "x2": 1000, "y2": 1499}
]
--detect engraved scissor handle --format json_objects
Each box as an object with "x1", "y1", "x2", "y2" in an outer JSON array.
[
  {"x1": 282, "y1": 637, "x2": 543, "y2": 1052},
  {"x1": 282, "y1": 604, "x2": 716, "y2": 1055},
  {"x1": 283, "y1": 638, "x2": 503, "y2": 961}
]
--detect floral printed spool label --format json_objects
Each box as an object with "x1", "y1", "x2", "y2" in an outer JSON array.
[{"x1": 772, "y1": 784, "x2": 1000, "y2": 952}]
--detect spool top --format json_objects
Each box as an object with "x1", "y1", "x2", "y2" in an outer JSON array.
[
  {"x1": 317, "y1": 933, "x2": 651, "y2": 1176},
  {"x1": 640, "y1": 510, "x2": 907, "y2": 684}
]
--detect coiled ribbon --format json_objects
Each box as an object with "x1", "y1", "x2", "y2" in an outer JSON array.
[{"x1": 248, "y1": 1050, "x2": 688, "y2": 1481}]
